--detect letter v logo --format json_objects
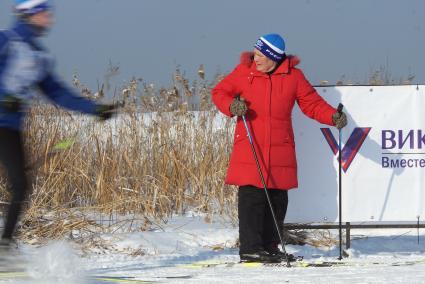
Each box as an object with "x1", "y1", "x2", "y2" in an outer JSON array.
[{"x1": 321, "y1": 127, "x2": 372, "y2": 172}]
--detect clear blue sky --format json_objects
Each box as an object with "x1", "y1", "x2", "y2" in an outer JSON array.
[{"x1": 1, "y1": 0, "x2": 424, "y2": 90}]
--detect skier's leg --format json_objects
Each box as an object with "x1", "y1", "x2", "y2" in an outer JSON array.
[
  {"x1": 238, "y1": 185, "x2": 266, "y2": 254},
  {"x1": 0, "y1": 128, "x2": 29, "y2": 241}
]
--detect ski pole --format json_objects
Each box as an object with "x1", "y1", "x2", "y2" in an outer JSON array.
[
  {"x1": 241, "y1": 114, "x2": 291, "y2": 267},
  {"x1": 337, "y1": 103, "x2": 344, "y2": 260}
]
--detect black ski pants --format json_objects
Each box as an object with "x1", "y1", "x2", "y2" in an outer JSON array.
[
  {"x1": 0, "y1": 128, "x2": 29, "y2": 240},
  {"x1": 238, "y1": 185, "x2": 288, "y2": 254}
]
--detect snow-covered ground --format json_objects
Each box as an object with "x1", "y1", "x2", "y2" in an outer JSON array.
[{"x1": 3, "y1": 214, "x2": 425, "y2": 284}]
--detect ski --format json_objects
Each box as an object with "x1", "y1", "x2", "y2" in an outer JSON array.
[
  {"x1": 180, "y1": 260, "x2": 346, "y2": 268},
  {"x1": 92, "y1": 276, "x2": 159, "y2": 283},
  {"x1": 0, "y1": 271, "x2": 192, "y2": 283},
  {"x1": 180, "y1": 258, "x2": 425, "y2": 269},
  {"x1": 93, "y1": 275, "x2": 193, "y2": 283},
  {"x1": 0, "y1": 271, "x2": 26, "y2": 279}
]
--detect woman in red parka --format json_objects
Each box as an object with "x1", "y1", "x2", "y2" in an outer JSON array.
[{"x1": 212, "y1": 33, "x2": 347, "y2": 263}]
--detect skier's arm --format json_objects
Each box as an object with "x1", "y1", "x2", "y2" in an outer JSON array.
[
  {"x1": 295, "y1": 69, "x2": 336, "y2": 126},
  {"x1": 0, "y1": 31, "x2": 12, "y2": 108},
  {"x1": 0, "y1": 31, "x2": 9, "y2": 58},
  {"x1": 211, "y1": 66, "x2": 243, "y2": 117},
  {"x1": 38, "y1": 73, "x2": 98, "y2": 115}
]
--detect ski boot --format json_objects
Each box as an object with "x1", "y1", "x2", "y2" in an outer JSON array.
[
  {"x1": 0, "y1": 238, "x2": 12, "y2": 254},
  {"x1": 0, "y1": 238, "x2": 25, "y2": 272},
  {"x1": 240, "y1": 250, "x2": 281, "y2": 263},
  {"x1": 265, "y1": 243, "x2": 300, "y2": 262}
]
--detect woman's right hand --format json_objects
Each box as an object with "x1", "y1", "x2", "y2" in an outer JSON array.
[{"x1": 230, "y1": 97, "x2": 248, "y2": 116}]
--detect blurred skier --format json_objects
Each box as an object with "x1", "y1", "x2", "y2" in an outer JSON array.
[
  {"x1": 0, "y1": 0, "x2": 117, "y2": 250},
  {"x1": 212, "y1": 33, "x2": 347, "y2": 263}
]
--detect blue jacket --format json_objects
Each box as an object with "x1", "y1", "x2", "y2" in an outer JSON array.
[{"x1": 0, "y1": 20, "x2": 98, "y2": 131}]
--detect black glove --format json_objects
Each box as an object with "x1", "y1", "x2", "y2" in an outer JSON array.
[
  {"x1": 332, "y1": 111, "x2": 347, "y2": 129},
  {"x1": 95, "y1": 104, "x2": 118, "y2": 121},
  {"x1": 1, "y1": 95, "x2": 22, "y2": 113},
  {"x1": 229, "y1": 97, "x2": 248, "y2": 116}
]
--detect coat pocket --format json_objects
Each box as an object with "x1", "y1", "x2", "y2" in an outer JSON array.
[
  {"x1": 270, "y1": 144, "x2": 297, "y2": 167},
  {"x1": 270, "y1": 125, "x2": 296, "y2": 167},
  {"x1": 270, "y1": 125, "x2": 295, "y2": 146},
  {"x1": 230, "y1": 124, "x2": 255, "y2": 164},
  {"x1": 233, "y1": 122, "x2": 248, "y2": 144}
]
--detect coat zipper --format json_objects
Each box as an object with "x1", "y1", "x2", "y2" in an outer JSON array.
[{"x1": 265, "y1": 74, "x2": 272, "y2": 184}]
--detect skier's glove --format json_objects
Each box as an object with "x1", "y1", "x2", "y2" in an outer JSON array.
[
  {"x1": 230, "y1": 97, "x2": 248, "y2": 116},
  {"x1": 332, "y1": 111, "x2": 347, "y2": 129},
  {"x1": 0, "y1": 95, "x2": 22, "y2": 113},
  {"x1": 95, "y1": 103, "x2": 119, "y2": 121}
]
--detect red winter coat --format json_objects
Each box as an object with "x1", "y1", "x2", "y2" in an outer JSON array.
[{"x1": 212, "y1": 52, "x2": 337, "y2": 190}]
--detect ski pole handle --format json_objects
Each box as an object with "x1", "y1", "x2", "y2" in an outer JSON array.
[{"x1": 337, "y1": 103, "x2": 344, "y2": 114}]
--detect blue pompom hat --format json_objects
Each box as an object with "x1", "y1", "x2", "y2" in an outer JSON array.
[
  {"x1": 15, "y1": 0, "x2": 51, "y2": 15},
  {"x1": 254, "y1": 33, "x2": 286, "y2": 62}
]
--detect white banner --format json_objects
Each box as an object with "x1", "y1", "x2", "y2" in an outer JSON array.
[{"x1": 287, "y1": 85, "x2": 425, "y2": 223}]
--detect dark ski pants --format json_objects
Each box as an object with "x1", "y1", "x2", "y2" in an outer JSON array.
[
  {"x1": 0, "y1": 128, "x2": 29, "y2": 240},
  {"x1": 238, "y1": 185, "x2": 288, "y2": 254}
]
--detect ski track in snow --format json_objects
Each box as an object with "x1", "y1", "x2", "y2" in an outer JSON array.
[{"x1": 2, "y1": 215, "x2": 425, "y2": 283}]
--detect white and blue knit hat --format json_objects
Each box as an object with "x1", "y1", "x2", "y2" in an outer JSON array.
[
  {"x1": 254, "y1": 33, "x2": 286, "y2": 62},
  {"x1": 15, "y1": 0, "x2": 51, "y2": 15}
]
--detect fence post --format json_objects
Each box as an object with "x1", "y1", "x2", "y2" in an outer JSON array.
[{"x1": 346, "y1": 222, "x2": 351, "y2": 249}]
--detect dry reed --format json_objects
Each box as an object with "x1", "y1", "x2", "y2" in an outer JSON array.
[{"x1": 0, "y1": 68, "x2": 238, "y2": 244}]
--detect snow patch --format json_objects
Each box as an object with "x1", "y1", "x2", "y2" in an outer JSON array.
[{"x1": 25, "y1": 241, "x2": 86, "y2": 284}]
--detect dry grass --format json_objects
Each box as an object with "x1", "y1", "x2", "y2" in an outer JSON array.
[
  {"x1": 284, "y1": 229, "x2": 341, "y2": 248},
  {"x1": 0, "y1": 69, "x2": 238, "y2": 244}
]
